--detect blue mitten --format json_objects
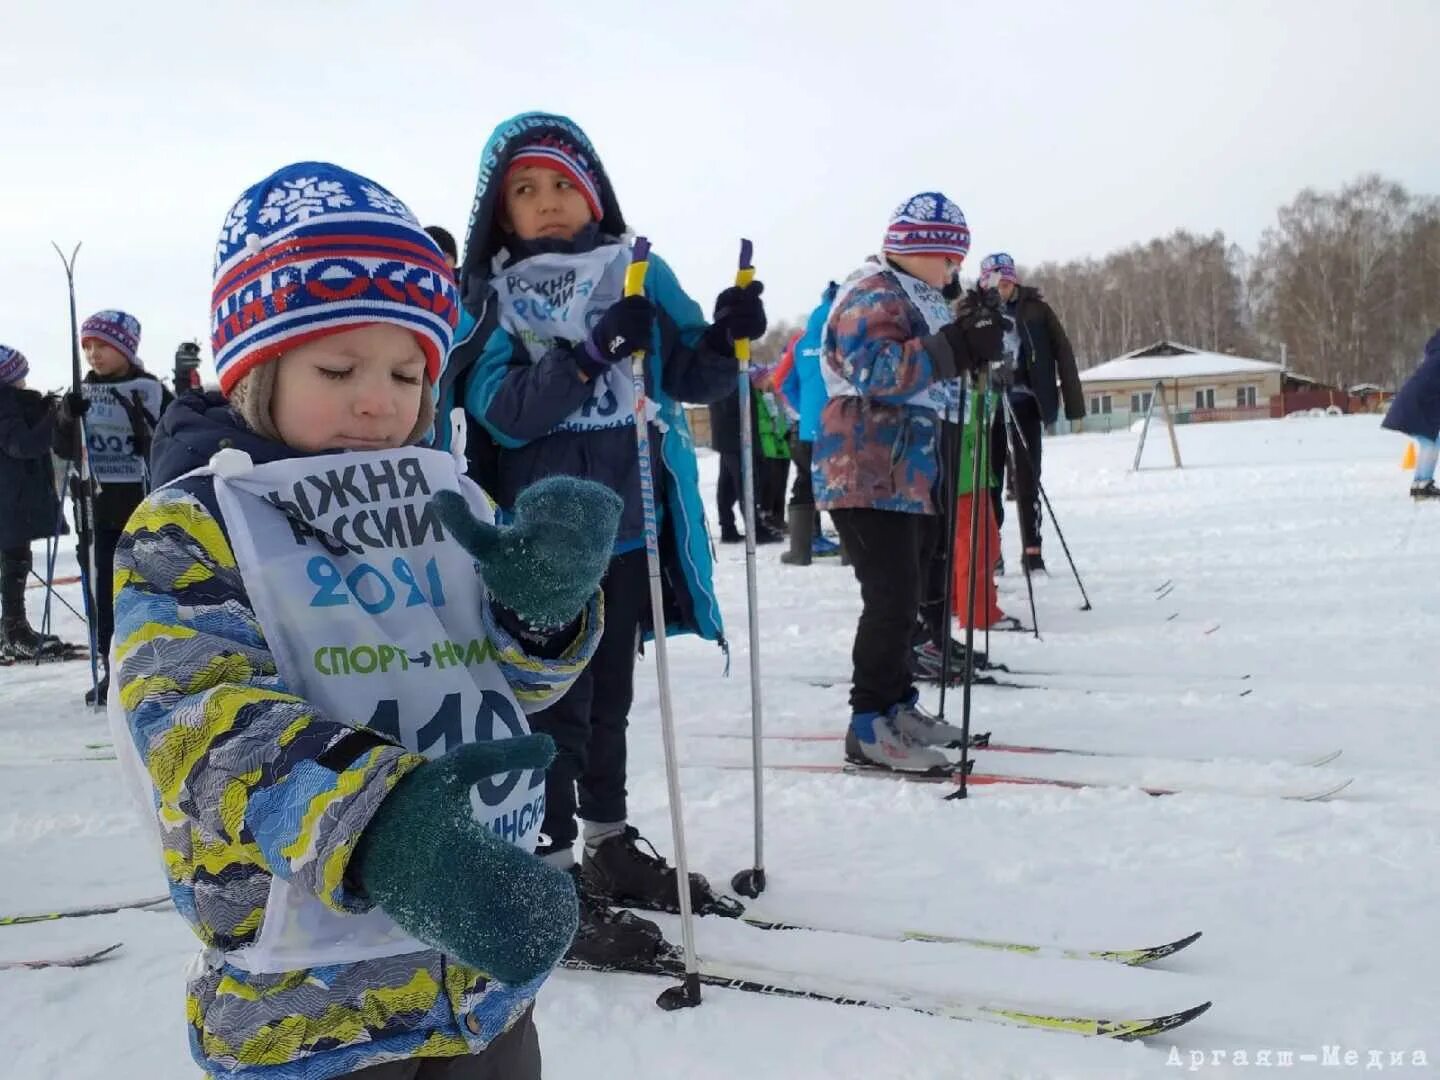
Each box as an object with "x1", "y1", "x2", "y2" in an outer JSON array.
[
  {"x1": 353, "y1": 735, "x2": 577, "y2": 986},
  {"x1": 433, "y1": 476, "x2": 622, "y2": 631}
]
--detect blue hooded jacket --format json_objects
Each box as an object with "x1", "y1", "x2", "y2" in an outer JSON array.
[
  {"x1": 435, "y1": 112, "x2": 733, "y2": 644},
  {"x1": 781, "y1": 282, "x2": 838, "y2": 443}
]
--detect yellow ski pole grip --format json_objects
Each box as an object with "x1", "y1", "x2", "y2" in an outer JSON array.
[{"x1": 733, "y1": 239, "x2": 754, "y2": 366}]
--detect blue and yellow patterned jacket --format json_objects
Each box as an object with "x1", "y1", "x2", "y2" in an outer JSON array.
[{"x1": 112, "y1": 394, "x2": 600, "y2": 1079}]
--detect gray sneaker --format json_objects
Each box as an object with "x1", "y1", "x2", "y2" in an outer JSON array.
[
  {"x1": 891, "y1": 699, "x2": 969, "y2": 748},
  {"x1": 845, "y1": 711, "x2": 951, "y2": 773}
]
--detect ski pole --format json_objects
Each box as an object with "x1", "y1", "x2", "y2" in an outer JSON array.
[
  {"x1": 624, "y1": 237, "x2": 701, "y2": 1011},
  {"x1": 1000, "y1": 392, "x2": 1092, "y2": 612},
  {"x1": 982, "y1": 392, "x2": 994, "y2": 663},
  {"x1": 955, "y1": 370, "x2": 991, "y2": 798},
  {"x1": 999, "y1": 394, "x2": 1041, "y2": 639},
  {"x1": 53, "y1": 241, "x2": 101, "y2": 701},
  {"x1": 39, "y1": 455, "x2": 70, "y2": 639},
  {"x1": 728, "y1": 240, "x2": 768, "y2": 901},
  {"x1": 29, "y1": 568, "x2": 85, "y2": 624},
  {"x1": 934, "y1": 391, "x2": 964, "y2": 720}
]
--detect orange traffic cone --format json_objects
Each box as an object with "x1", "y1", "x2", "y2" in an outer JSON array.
[{"x1": 1402, "y1": 442, "x2": 1417, "y2": 470}]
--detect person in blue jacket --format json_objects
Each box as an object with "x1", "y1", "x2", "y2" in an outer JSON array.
[
  {"x1": 436, "y1": 112, "x2": 765, "y2": 963},
  {"x1": 1383, "y1": 328, "x2": 1440, "y2": 500},
  {"x1": 779, "y1": 282, "x2": 840, "y2": 564}
]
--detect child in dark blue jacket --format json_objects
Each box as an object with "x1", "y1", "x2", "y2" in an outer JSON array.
[
  {"x1": 437, "y1": 112, "x2": 765, "y2": 962},
  {"x1": 1383, "y1": 328, "x2": 1440, "y2": 500},
  {"x1": 0, "y1": 345, "x2": 69, "y2": 660}
]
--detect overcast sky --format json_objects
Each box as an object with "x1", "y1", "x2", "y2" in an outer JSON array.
[{"x1": 2, "y1": 0, "x2": 1436, "y2": 389}]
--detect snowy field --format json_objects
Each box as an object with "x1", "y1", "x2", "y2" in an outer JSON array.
[{"x1": 2, "y1": 413, "x2": 1437, "y2": 1079}]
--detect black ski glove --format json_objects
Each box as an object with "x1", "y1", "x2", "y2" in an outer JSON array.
[
  {"x1": 707, "y1": 281, "x2": 767, "y2": 347},
  {"x1": 60, "y1": 391, "x2": 90, "y2": 421},
  {"x1": 580, "y1": 296, "x2": 656, "y2": 377},
  {"x1": 928, "y1": 307, "x2": 1007, "y2": 379}
]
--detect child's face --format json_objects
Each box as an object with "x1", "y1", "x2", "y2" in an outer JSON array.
[
  {"x1": 84, "y1": 340, "x2": 131, "y2": 377},
  {"x1": 501, "y1": 165, "x2": 594, "y2": 243},
  {"x1": 271, "y1": 324, "x2": 426, "y2": 453},
  {"x1": 893, "y1": 253, "x2": 963, "y2": 291}
]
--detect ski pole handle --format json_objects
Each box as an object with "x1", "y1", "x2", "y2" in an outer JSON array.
[
  {"x1": 733, "y1": 239, "x2": 755, "y2": 368},
  {"x1": 626, "y1": 237, "x2": 653, "y2": 391},
  {"x1": 625, "y1": 236, "x2": 651, "y2": 301}
]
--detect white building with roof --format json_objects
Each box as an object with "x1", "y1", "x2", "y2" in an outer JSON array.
[{"x1": 1077, "y1": 340, "x2": 1283, "y2": 425}]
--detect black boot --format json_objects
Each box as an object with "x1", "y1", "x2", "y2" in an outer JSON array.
[
  {"x1": 582, "y1": 826, "x2": 743, "y2": 917},
  {"x1": 780, "y1": 505, "x2": 814, "y2": 566},
  {"x1": 563, "y1": 866, "x2": 669, "y2": 969},
  {"x1": 2, "y1": 620, "x2": 56, "y2": 661},
  {"x1": 0, "y1": 549, "x2": 29, "y2": 639},
  {"x1": 84, "y1": 671, "x2": 109, "y2": 707}
]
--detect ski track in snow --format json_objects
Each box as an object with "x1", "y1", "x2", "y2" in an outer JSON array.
[{"x1": 1, "y1": 415, "x2": 1436, "y2": 1078}]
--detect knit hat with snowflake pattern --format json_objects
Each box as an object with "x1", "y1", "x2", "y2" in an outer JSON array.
[
  {"x1": 979, "y1": 252, "x2": 1020, "y2": 288},
  {"x1": 211, "y1": 161, "x2": 459, "y2": 441},
  {"x1": 882, "y1": 192, "x2": 972, "y2": 260}
]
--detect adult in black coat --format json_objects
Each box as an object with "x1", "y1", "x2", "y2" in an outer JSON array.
[
  {"x1": 967, "y1": 255, "x2": 1085, "y2": 573},
  {"x1": 0, "y1": 349, "x2": 69, "y2": 656},
  {"x1": 1382, "y1": 328, "x2": 1440, "y2": 499}
]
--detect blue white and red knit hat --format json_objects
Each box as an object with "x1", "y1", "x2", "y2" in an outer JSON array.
[
  {"x1": 979, "y1": 252, "x2": 1020, "y2": 288},
  {"x1": 882, "y1": 193, "x2": 971, "y2": 260},
  {"x1": 81, "y1": 310, "x2": 142, "y2": 367},
  {"x1": 0, "y1": 345, "x2": 28, "y2": 386},
  {"x1": 210, "y1": 162, "x2": 460, "y2": 395},
  {"x1": 504, "y1": 133, "x2": 604, "y2": 223}
]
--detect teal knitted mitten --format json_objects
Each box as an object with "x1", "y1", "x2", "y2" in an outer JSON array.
[
  {"x1": 434, "y1": 476, "x2": 622, "y2": 631},
  {"x1": 353, "y1": 735, "x2": 577, "y2": 986}
]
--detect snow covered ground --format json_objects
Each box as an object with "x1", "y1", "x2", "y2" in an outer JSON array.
[{"x1": 2, "y1": 414, "x2": 1437, "y2": 1079}]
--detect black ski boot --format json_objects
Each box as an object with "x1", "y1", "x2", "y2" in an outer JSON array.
[
  {"x1": 1, "y1": 620, "x2": 63, "y2": 662},
  {"x1": 752, "y1": 520, "x2": 784, "y2": 545},
  {"x1": 563, "y1": 866, "x2": 669, "y2": 970},
  {"x1": 1022, "y1": 550, "x2": 1048, "y2": 574},
  {"x1": 1411, "y1": 480, "x2": 1440, "y2": 501},
  {"x1": 582, "y1": 826, "x2": 743, "y2": 918},
  {"x1": 84, "y1": 672, "x2": 109, "y2": 707}
]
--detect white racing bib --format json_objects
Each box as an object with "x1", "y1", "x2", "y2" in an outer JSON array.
[
  {"x1": 822, "y1": 259, "x2": 965, "y2": 419},
  {"x1": 492, "y1": 242, "x2": 639, "y2": 433},
  {"x1": 113, "y1": 445, "x2": 544, "y2": 974},
  {"x1": 84, "y1": 378, "x2": 164, "y2": 484}
]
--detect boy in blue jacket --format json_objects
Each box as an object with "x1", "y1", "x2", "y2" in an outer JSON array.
[
  {"x1": 779, "y1": 282, "x2": 839, "y2": 564},
  {"x1": 437, "y1": 112, "x2": 765, "y2": 961}
]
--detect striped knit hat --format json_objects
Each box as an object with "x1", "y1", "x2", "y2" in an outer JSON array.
[
  {"x1": 81, "y1": 310, "x2": 142, "y2": 367},
  {"x1": 0, "y1": 345, "x2": 28, "y2": 386},
  {"x1": 882, "y1": 192, "x2": 971, "y2": 260},
  {"x1": 979, "y1": 252, "x2": 1020, "y2": 288},
  {"x1": 504, "y1": 133, "x2": 604, "y2": 223},
  {"x1": 210, "y1": 162, "x2": 460, "y2": 396}
]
